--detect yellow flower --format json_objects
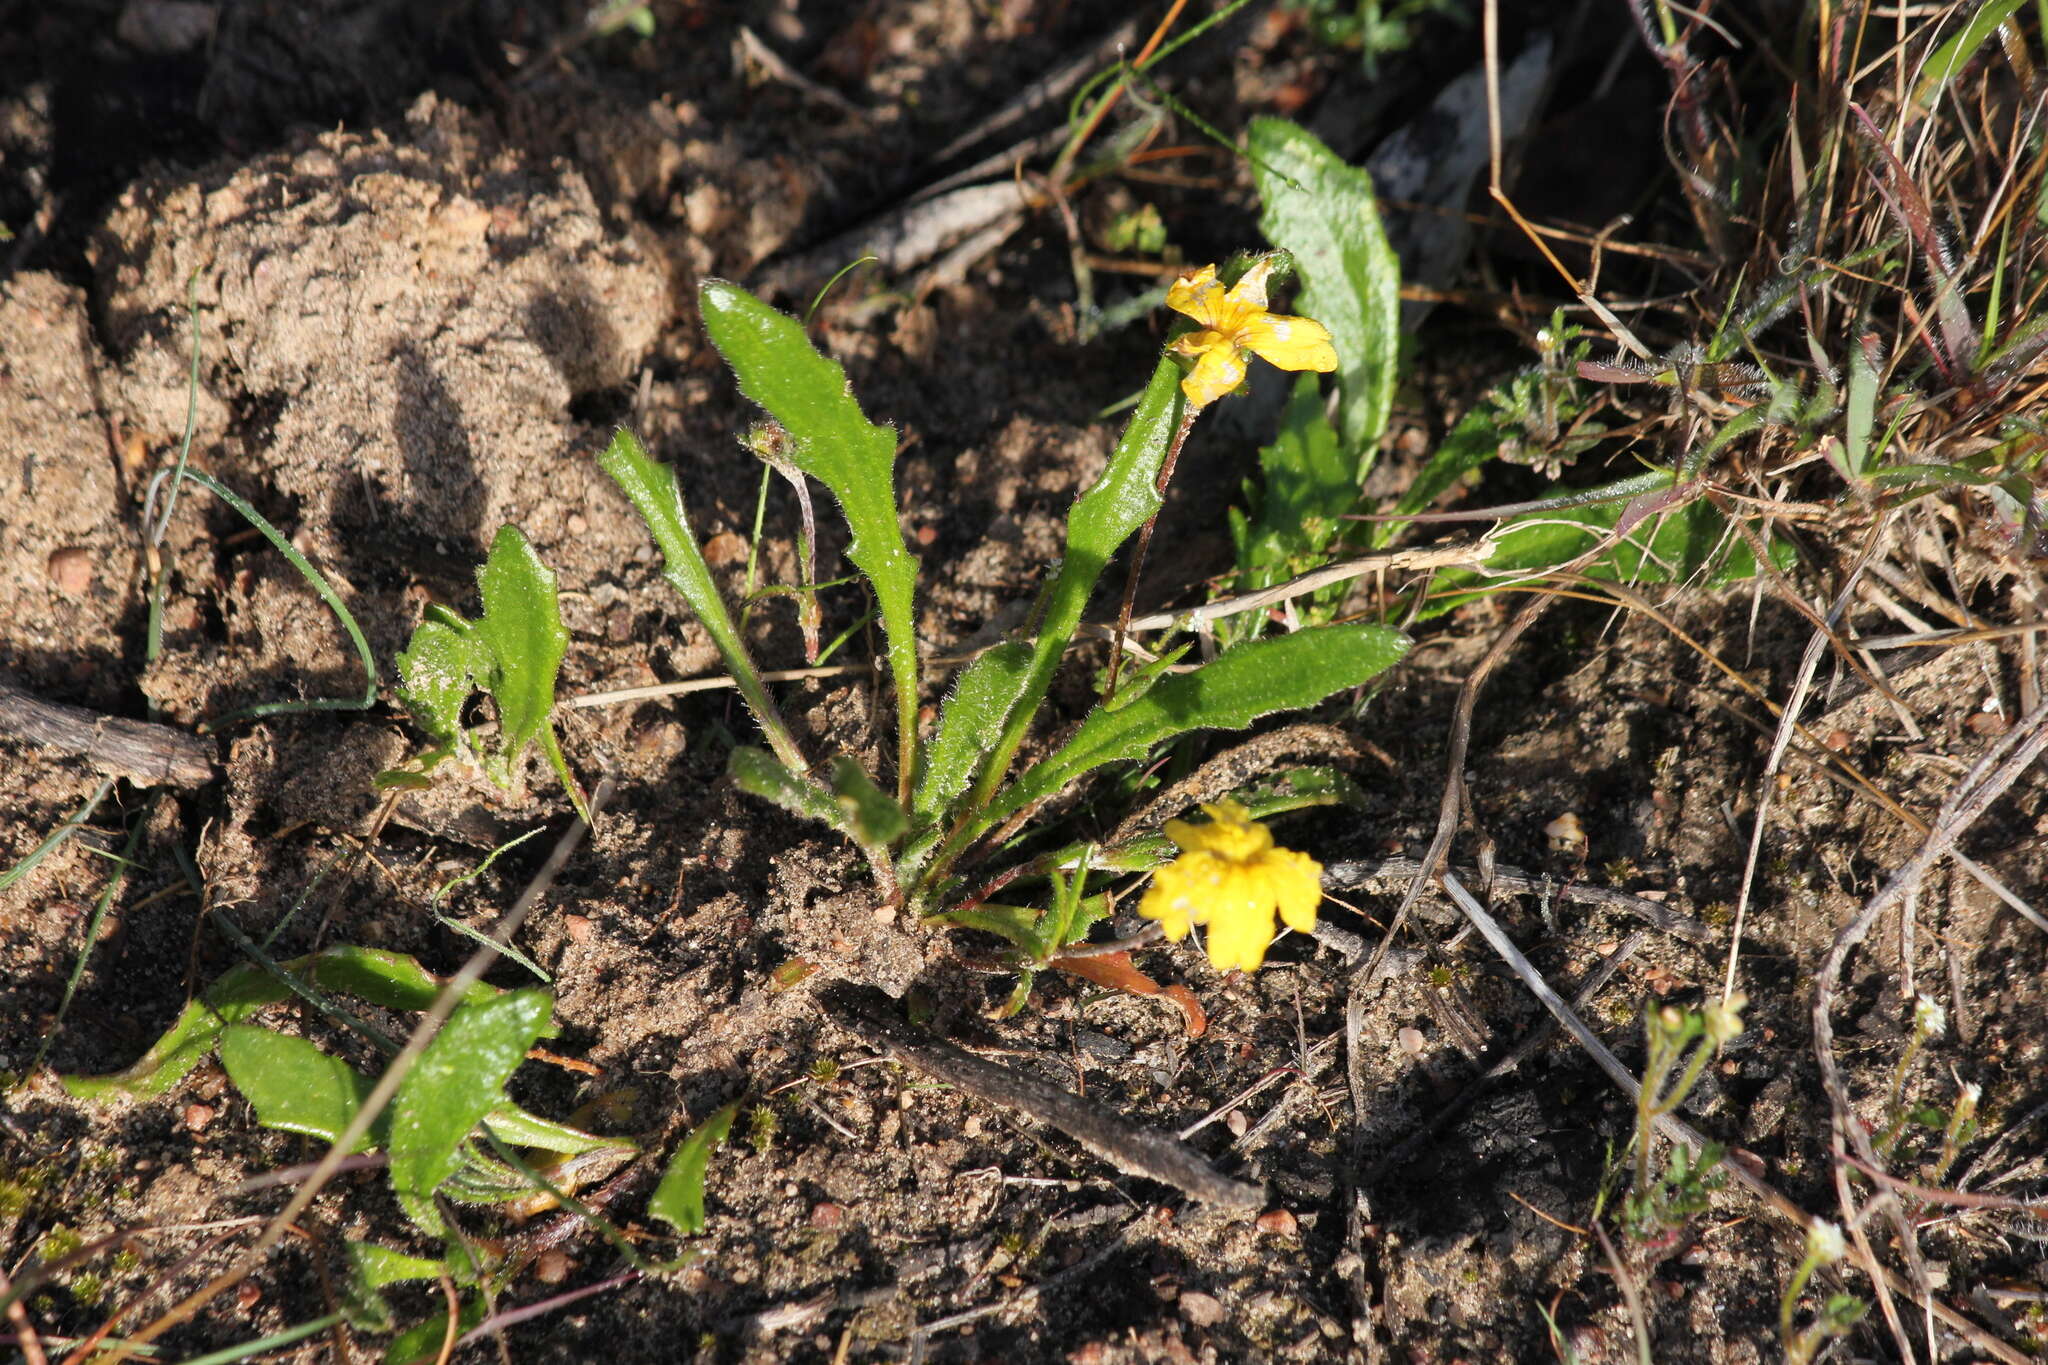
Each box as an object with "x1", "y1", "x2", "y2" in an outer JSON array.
[
  {"x1": 1166, "y1": 258, "x2": 1339, "y2": 408},
  {"x1": 1137, "y1": 800, "x2": 1323, "y2": 972}
]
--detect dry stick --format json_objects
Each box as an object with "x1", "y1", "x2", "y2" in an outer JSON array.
[
  {"x1": 1810, "y1": 695, "x2": 2048, "y2": 1365},
  {"x1": 1326, "y1": 857, "x2": 1709, "y2": 944},
  {"x1": 1435, "y1": 870, "x2": 2032, "y2": 1365},
  {"x1": 107, "y1": 778, "x2": 615, "y2": 1362},
  {"x1": 1345, "y1": 590, "x2": 1556, "y2": 1129},
  {"x1": 1724, "y1": 513, "x2": 1891, "y2": 1000},
  {"x1": 1363, "y1": 932, "x2": 1645, "y2": 1185},
  {"x1": 1104, "y1": 405, "x2": 1200, "y2": 700},
  {"x1": 0, "y1": 680, "x2": 215, "y2": 788}
]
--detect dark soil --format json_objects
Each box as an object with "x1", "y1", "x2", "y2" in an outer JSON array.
[{"x1": 2, "y1": 4, "x2": 2044, "y2": 1364}]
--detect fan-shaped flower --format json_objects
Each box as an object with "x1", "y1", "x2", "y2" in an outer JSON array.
[
  {"x1": 1166, "y1": 258, "x2": 1339, "y2": 408},
  {"x1": 1137, "y1": 800, "x2": 1323, "y2": 972}
]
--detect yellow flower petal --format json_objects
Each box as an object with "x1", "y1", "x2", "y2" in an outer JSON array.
[
  {"x1": 1224, "y1": 257, "x2": 1276, "y2": 312},
  {"x1": 1172, "y1": 334, "x2": 1247, "y2": 408},
  {"x1": 1239, "y1": 312, "x2": 1339, "y2": 375},
  {"x1": 1137, "y1": 863, "x2": 1199, "y2": 940},
  {"x1": 1203, "y1": 901, "x2": 1276, "y2": 972},
  {"x1": 1166, "y1": 265, "x2": 1228, "y2": 330},
  {"x1": 1271, "y1": 848, "x2": 1324, "y2": 933}
]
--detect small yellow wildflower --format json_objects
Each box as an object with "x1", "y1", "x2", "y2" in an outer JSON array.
[
  {"x1": 1137, "y1": 800, "x2": 1323, "y2": 972},
  {"x1": 1166, "y1": 258, "x2": 1339, "y2": 409}
]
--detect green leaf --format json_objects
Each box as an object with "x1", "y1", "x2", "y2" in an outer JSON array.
[
  {"x1": 963, "y1": 357, "x2": 1187, "y2": 814},
  {"x1": 305, "y1": 945, "x2": 504, "y2": 1013},
  {"x1": 384, "y1": 1296, "x2": 485, "y2": 1365},
  {"x1": 1100, "y1": 640, "x2": 1192, "y2": 711},
  {"x1": 829, "y1": 756, "x2": 908, "y2": 846},
  {"x1": 480, "y1": 1104, "x2": 634, "y2": 1156},
  {"x1": 219, "y1": 1025, "x2": 380, "y2": 1150},
  {"x1": 699, "y1": 280, "x2": 920, "y2": 789},
  {"x1": 980, "y1": 623, "x2": 1409, "y2": 832},
  {"x1": 394, "y1": 615, "x2": 479, "y2": 753},
  {"x1": 1384, "y1": 401, "x2": 1509, "y2": 541},
  {"x1": 62, "y1": 946, "x2": 522, "y2": 1104},
  {"x1": 599, "y1": 429, "x2": 806, "y2": 774},
  {"x1": 649, "y1": 1101, "x2": 739, "y2": 1236},
  {"x1": 472, "y1": 525, "x2": 571, "y2": 793},
  {"x1": 728, "y1": 745, "x2": 844, "y2": 833},
  {"x1": 389, "y1": 989, "x2": 554, "y2": 1235},
  {"x1": 1227, "y1": 373, "x2": 1354, "y2": 646},
  {"x1": 60, "y1": 964, "x2": 281, "y2": 1101},
  {"x1": 1420, "y1": 478, "x2": 1796, "y2": 619},
  {"x1": 1911, "y1": 0, "x2": 2025, "y2": 115},
  {"x1": 912, "y1": 641, "x2": 1031, "y2": 825},
  {"x1": 1250, "y1": 116, "x2": 1400, "y2": 473},
  {"x1": 341, "y1": 1242, "x2": 452, "y2": 1333}
]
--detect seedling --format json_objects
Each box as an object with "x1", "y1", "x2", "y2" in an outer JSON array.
[{"x1": 1619, "y1": 995, "x2": 1743, "y2": 1243}]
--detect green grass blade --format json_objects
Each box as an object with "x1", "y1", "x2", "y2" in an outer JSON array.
[
  {"x1": 172, "y1": 468, "x2": 378, "y2": 728},
  {"x1": 698, "y1": 280, "x2": 921, "y2": 799},
  {"x1": 0, "y1": 775, "x2": 115, "y2": 896},
  {"x1": 1911, "y1": 0, "x2": 2026, "y2": 115},
  {"x1": 1250, "y1": 116, "x2": 1401, "y2": 476},
  {"x1": 976, "y1": 623, "x2": 1409, "y2": 835},
  {"x1": 599, "y1": 429, "x2": 809, "y2": 775}
]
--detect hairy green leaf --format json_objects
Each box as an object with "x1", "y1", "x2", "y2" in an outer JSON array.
[
  {"x1": 649, "y1": 1101, "x2": 739, "y2": 1237},
  {"x1": 912, "y1": 641, "x2": 1031, "y2": 826},
  {"x1": 829, "y1": 755, "x2": 908, "y2": 846},
  {"x1": 1250, "y1": 116, "x2": 1400, "y2": 473},
  {"x1": 394, "y1": 615, "x2": 477, "y2": 754},
  {"x1": 980, "y1": 624, "x2": 1409, "y2": 832},
  {"x1": 389, "y1": 989, "x2": 553, "y2": 1235},
  {"x1": 342, "y1": 1242, "x2": 452, "y2": 1332},
  {"x1": 1420, "y1": 478, "x2": 1795, "y2": 619},
  {"x1": 472, "y1": 525, "x2": 568, "y2": 790},
  {"x1": 699, "y1": 280, "x2": 920, "y2": 787},
  {"x1": 480, "y1": 1105, "x2": 633, "y2": 1156},
  {"x1": 729, "y1": 745, "x2": 844, "y2": 833}
]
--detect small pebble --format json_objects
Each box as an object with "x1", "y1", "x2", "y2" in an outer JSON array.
[
  {"x1": 1224, "y1": 1109, "x2": 1248, "y2": 1138},
  {"x1": 566, "y1": 512, "x2": 589, "y2": 536},
  {"x1": 1256, "y1": 1208, "x2": 1298, "y2": 1236},
  {"x1": 810, "y1": 1201, "x2": 845, "y2": 1228},
  {"x1": 1544, "y1": 811, "x2": 1586, "y2": 853},
  {"x1": 183, "y1": 1102, "x2": 215, "y2": 1132},
  {"x1": 534, "y1": 1249, "x2": 572, "y2": 1284},
  {"x1": 562, "y1": 914, "x2": 594, "y2": 944},
  {"x1": 1178, "y1": 1291, "x2": 1226, "y2": 1327},
  {"x1": 236, "y1": 1281, "x2": 262, "y2": 1310},
  {"x1": 702, "y1": 531, "x2": 748, "y2": 567},
  {"x1": 47, "y1": 547, "x2": 93, "y2": 596}
]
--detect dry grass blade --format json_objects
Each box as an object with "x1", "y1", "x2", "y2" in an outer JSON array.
[
  {"x1": 1436, "y1": 871, "x2": 2033, "y2": 1365},
  {"x1": 1809, "y1": 693, "x2": 2048, "y2": 1365}
]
